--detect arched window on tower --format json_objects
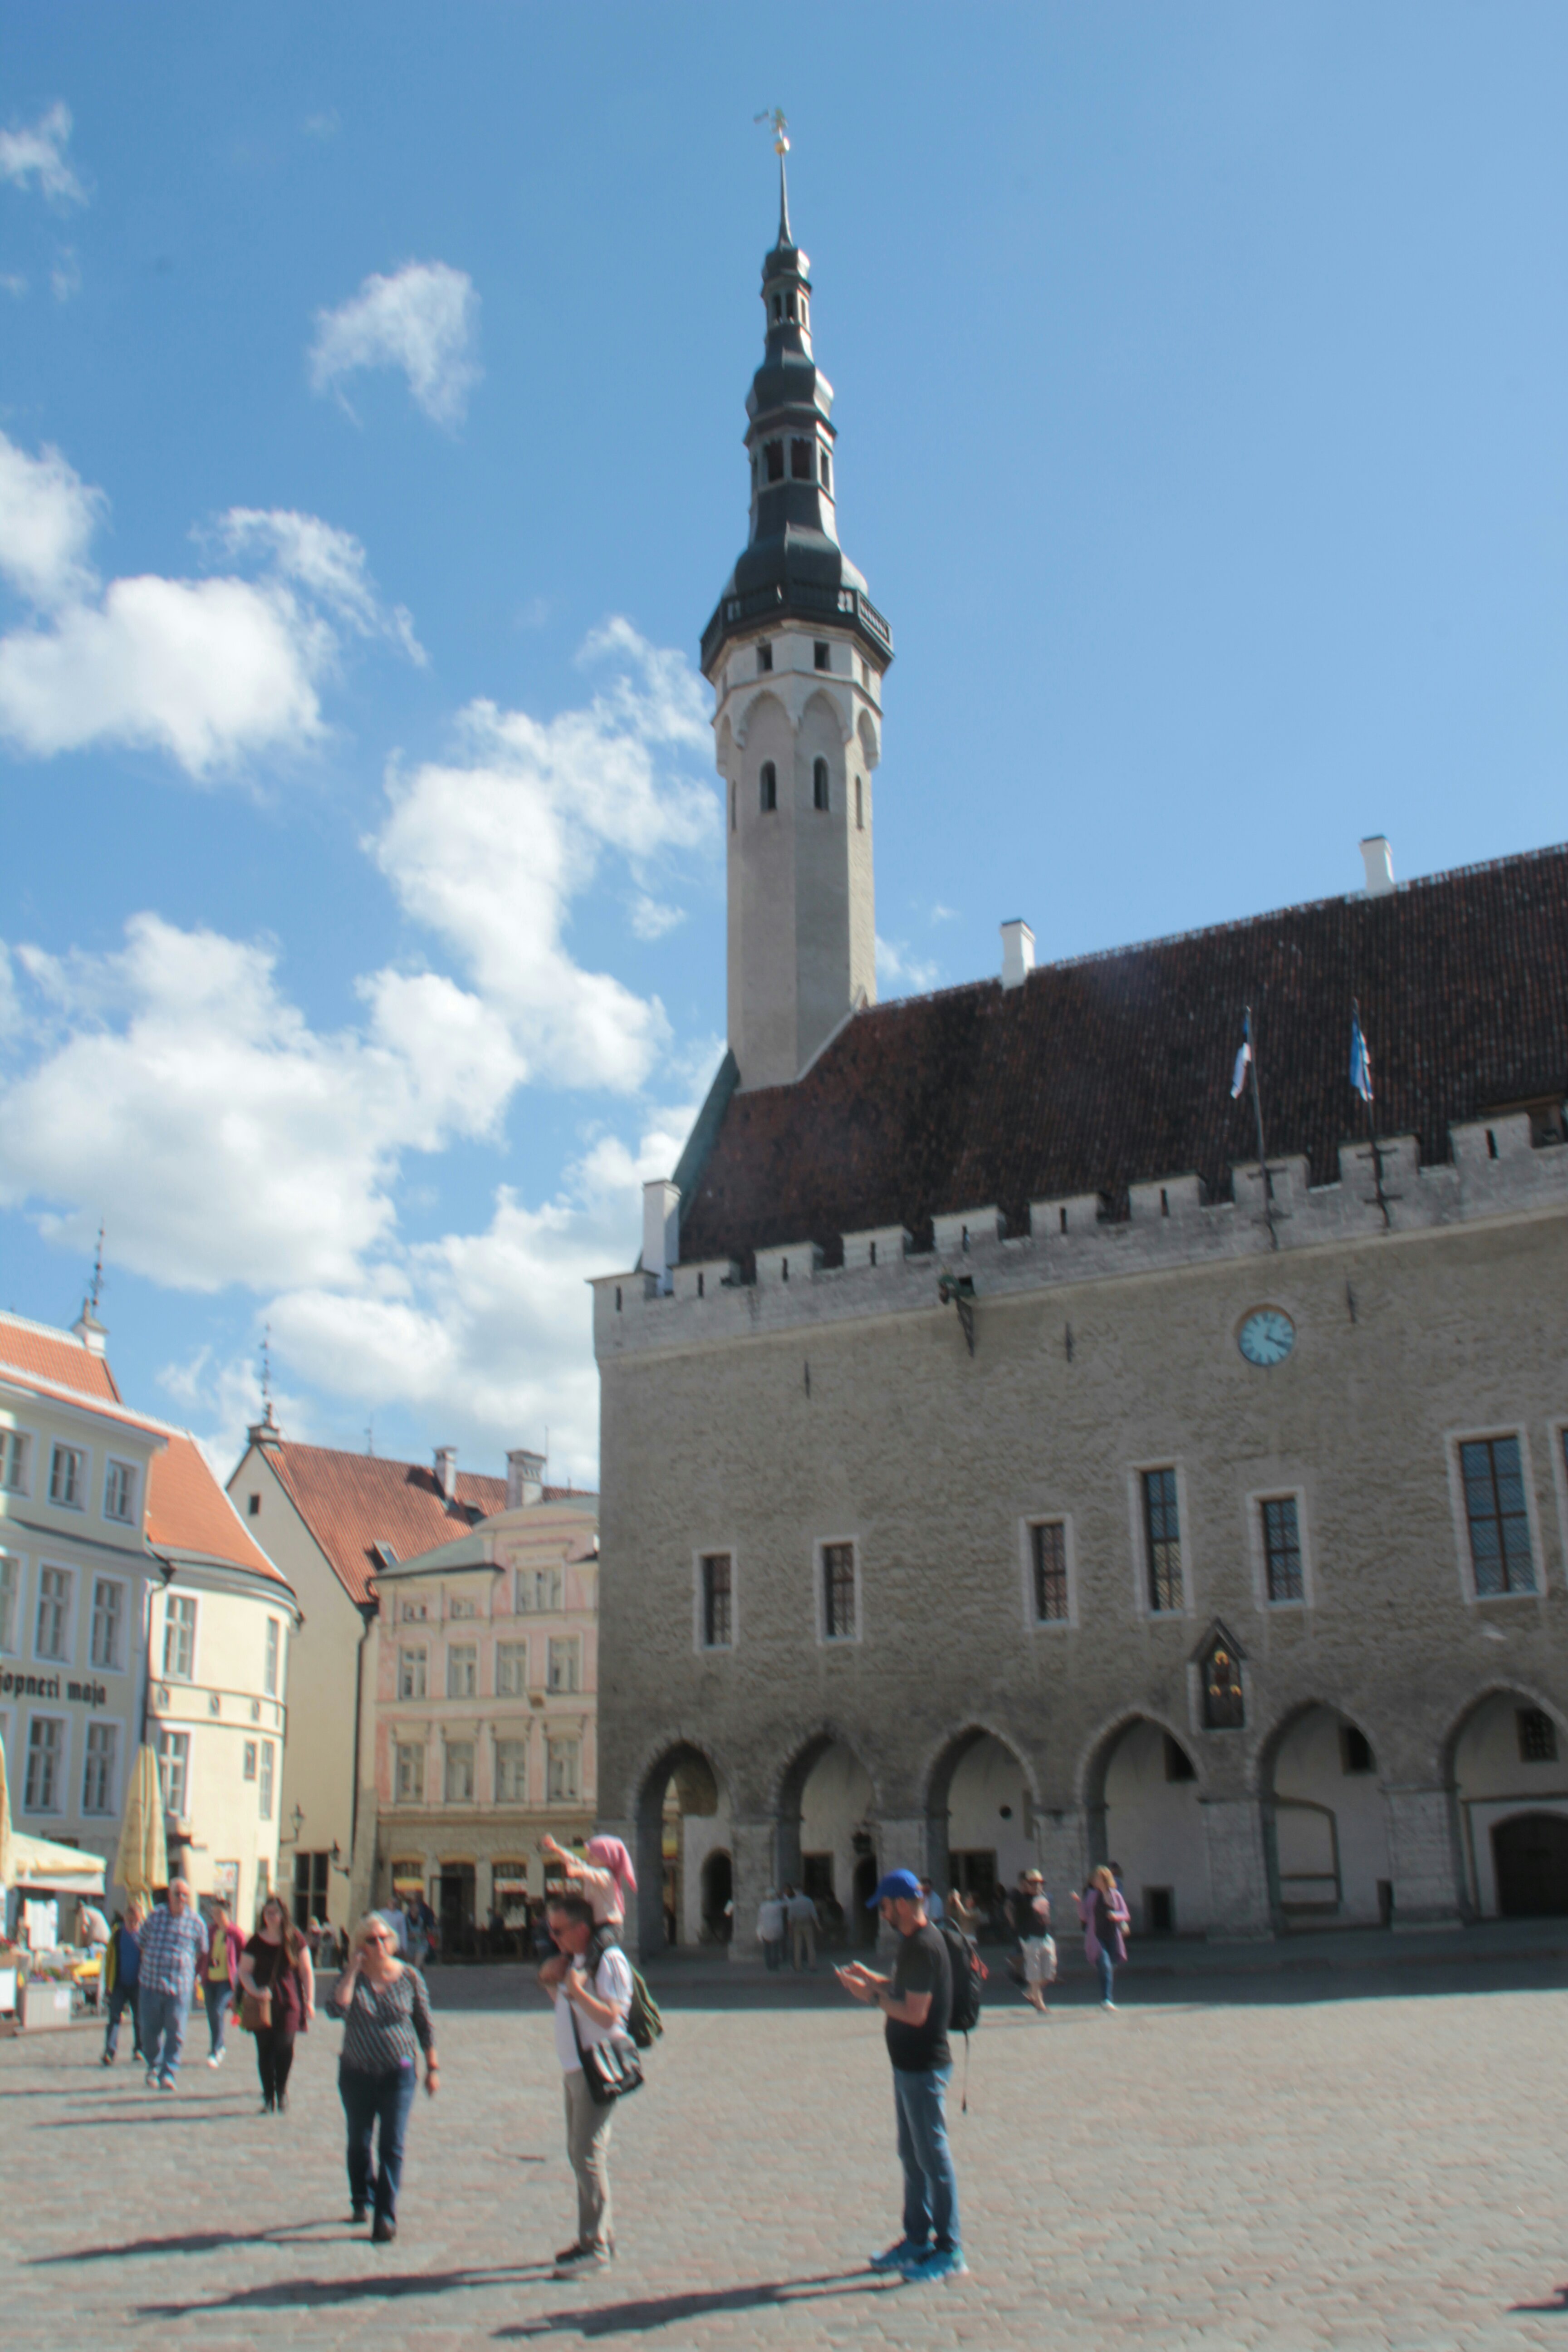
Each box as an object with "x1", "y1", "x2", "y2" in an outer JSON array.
[
  {"x1": 760, "y1": 761, "x2": 777, "y2": 814},
  {"x1": 813, "y1": 758, "x2": 829, "y2": 812},
  {"x1": 855, "y1": 776, "x2": 864, "y2": 830}
]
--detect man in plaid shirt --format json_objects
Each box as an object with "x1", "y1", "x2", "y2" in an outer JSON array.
[{"x1": 137, "y1": 1877, "x2": 210, "y2": 2088}]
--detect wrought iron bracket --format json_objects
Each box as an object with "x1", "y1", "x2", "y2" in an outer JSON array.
[{"x1": 938, "y1": 1269, "x2": 977, "y2": 1357}]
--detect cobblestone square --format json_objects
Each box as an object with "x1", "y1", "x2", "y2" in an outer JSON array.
[{"x1": 6, "y1": 1956, "x2": 1568, "y2": 2351}]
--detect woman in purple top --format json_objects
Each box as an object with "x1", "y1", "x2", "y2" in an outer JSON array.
[{"x1": 1074, "y1": 1867, "x2": 1131, "y2": 2009}]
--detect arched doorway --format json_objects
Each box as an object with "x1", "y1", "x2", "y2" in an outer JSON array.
[
  {"x1": 1088, "y1": 1718, "x2": 1205, "y2": 1937},
  {"x1": 1449, "y1": 1691, "x2": 1568, "y2": 1916},
  {"x1": 1264, "y1": 1705, "x2": 1390, "y2": 1928},
  {"x1": 774, "y1": 1735, "x2": 875, "y2": 1952},
  {"x1": 700, "y1": 1849, "x2": 734, "y2": 1942},
  {"x1": 926, "y1": 1728, "x2": 1036, "y2": 1936},
  {"x1": 632, "y1": 1742, "x2": 726, "y2": 1960},
  {"x1": 851, "y1": 1851, "x2": 880, "y2": 1942}
]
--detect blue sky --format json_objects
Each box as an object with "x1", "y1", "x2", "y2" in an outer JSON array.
[{"x1": 2, "y1": 5, "x2": 1565, "y2": 1485}]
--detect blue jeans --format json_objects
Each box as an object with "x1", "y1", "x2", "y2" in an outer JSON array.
[
  {"x1": 103, "y1": 1980, "x2": 142, "y2": 2060},
  {"x1": 139, "y1": 1987, "x2": 190, "y2": 2083},
  {"x1": 892, "y1": 2064, "x2": 960, "y2": 2255},
  {"x1": 1096, "y1": 1949, "x2": 1116, "y2": 2003},
  {"x1": 340, "y1": 2063, "x2": 418, "y2": 2221},
  {"x1": 204, "y1": 1980, "x2": 232, "y2": 2055}
]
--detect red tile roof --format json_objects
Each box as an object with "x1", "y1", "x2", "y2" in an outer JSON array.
[
  {"x1": 678, "y1": 841, "x2": 1568, "y2": 1266},
  {"x1": 0, "y1": 1313, "x2": 122, "y2": 1403},
  {"x1": 256, "y1": 1441, "x2": 595, "y2": 1608},
  {"x1": 147, "y1": 1431, "x2": 290, "y2": 1588}
]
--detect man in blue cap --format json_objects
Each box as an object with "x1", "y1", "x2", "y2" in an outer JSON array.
[{"x1": 836, "y1": 1867, "x2": 965, "y2": 2283}]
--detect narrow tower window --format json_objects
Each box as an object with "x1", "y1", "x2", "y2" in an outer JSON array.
[
  {"x1": 757, "y1": 641, "x2": 773, "y2": 673},
  {"x1": 773, "y1": 293, "x2": 783, "y2": 322},
  {"x1": 790, "y1": 438, "x2": 813, "y2": 480},
  {"x1": 765, "y1": 441, "x2": 784, "y2": 484},
  {"x1": 785, "y1": 290, "x2": 797, "y2": 321},
  {"x1": 813, "y1": 759, "x2": 829, "y2": 812},
  {"x1": 760, "y1": 761, "x2": 777, "y2": 814},
  {"x1": 813, "y1": 641, "x2": 830, "y2": 671},
  {"x1": 855, "y1": 776, "x2": 864, "y2": 829},
  {"x1": 820, "y1": 449, "x2": 831, "y2": 492}
]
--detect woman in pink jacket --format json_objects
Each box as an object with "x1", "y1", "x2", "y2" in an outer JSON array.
[{"x1": 1073, "y1": 1867, "x2": 1131, "y2": 2009}]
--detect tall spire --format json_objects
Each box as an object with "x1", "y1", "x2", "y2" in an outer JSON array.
[{"x1": 756, "y1": 108, "x2": 792, "y2": 245}]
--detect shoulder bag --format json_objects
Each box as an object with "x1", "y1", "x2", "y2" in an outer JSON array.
[{"x1": 568, "y1": 1977, "x2": 644, "y2": 2107}]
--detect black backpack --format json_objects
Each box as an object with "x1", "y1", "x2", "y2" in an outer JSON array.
[{"x1": 938, "y1": 1918, "x2": 985, "y2": 2034}]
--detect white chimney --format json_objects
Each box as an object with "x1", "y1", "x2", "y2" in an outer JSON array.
[
  {"x1": 433, "y1": 1446, "x2": 457, "y2": 1503},
  {"x1": 642, "y1": 1177, "x2": 681, "y2": 1294},
  {"x1": 1360, "y1": 836, "x2": 1395, "y2": 898},
  {"x1": 1000, "y1": 919, "x2": 1035, "y2": 991},
  {"x1": 506, "y1": 1448, "x2": 545, "y2": 1510}
]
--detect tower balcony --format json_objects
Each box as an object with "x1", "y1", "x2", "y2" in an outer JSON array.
[{"x1": 701, "y1": 579, "x2": 892, "y2": 678}]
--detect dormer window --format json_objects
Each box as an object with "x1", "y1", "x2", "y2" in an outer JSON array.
[
  {"x1": 813, "y1": 758, "x2": 829, "y2": 811},
  {"x1": 790, "y1": 438, "x2": 813, "y2": 480},
  {"x1": 765, "y1": 441, "x2": 784, "y2": 484},
  {"x1": 760, "y1": 761, "x2": 778, "y2": 814}
]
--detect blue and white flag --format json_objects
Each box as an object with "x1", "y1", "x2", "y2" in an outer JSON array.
[
  {"x1": 1349, "y1": 1005, "x2": 1374, "y2": 1104},
  {"x1": 1230, "y1": 1011, "x2": 1252, "y2": 1099}
]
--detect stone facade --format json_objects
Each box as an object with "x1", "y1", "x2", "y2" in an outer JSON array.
[{"x1": 594, "y1": 1128, "x2": 1568, "y2": 1955}]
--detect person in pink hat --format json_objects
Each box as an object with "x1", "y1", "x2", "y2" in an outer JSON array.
[{"x1": 540, "y1": 1833, "x2": 636, "y2": 1928}]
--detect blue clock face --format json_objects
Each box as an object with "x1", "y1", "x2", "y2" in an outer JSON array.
[{"x1": 1238, "y1": 1308, "x2": 1295, "y2": 1367}]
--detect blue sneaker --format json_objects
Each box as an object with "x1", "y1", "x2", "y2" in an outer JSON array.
[
  {"x1": 901, "y1": 2246, "x2": 968, "y2": 2284},
  {"x1": 870, "y1": 2238, "x2": 926, "y2": 2272}
]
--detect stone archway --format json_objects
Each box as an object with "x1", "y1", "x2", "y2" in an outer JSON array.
[
  {"x1": 1445, "y1": 1687, "x2": 1568, "y2": 1919},
  {"x1": 632, "y1": 1740, "x2": 725, "y2": 1962},
  {"x1": 924, "y1": 1727, "x2": 1039, "y2": 1930},
  {"x1": 1258, "y1": 1703, "x2": 1391, "y2": 1930},
  {"x1": 772, "y1": 1732, "x2": 877, "y2": 1949},
  {"x1": 1083, "y1": 1715, "x2": 1206, "y2": 1938}
]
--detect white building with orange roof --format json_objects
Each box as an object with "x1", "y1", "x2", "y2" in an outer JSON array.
[{"x1": 0, "y1": 1306, "x2": 299, "y2": 1930}]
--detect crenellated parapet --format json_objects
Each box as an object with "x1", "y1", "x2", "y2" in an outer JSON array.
[{"x1": 594, "y1": 1112, "x2": 1568, "y2": 1361}]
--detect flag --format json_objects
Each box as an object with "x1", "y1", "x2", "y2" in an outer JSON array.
[
  {"x1": 1230, "y1": 1011, "x2": 1252, "y2": 1099},
  {"x1": 1350, "y1": 1005, "x2": 1374, "y2": 1104}
]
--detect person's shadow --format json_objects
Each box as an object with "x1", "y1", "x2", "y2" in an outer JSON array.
[{"x1": 495, "y1": 2269, "x2": 899, "y2": 2337}]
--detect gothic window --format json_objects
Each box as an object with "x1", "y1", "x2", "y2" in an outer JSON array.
[
  {"x1": 757, "y1": 641, "x2": 773, "y2": 672},
  {"x1": 855, "y1": 776, "x2": 864, "y2": 829},
  {"x1": 790, "y1": 437, "x2": 813, "y2": 480},
  {"x1": 760, "y1": 761, "x2": 777, "y2": 813},
  {"x1": 1141, "y1": 1468, "x2": 1182, "y2": 1612},
  {"x1": 1459, "y1": 1436, "x2": 1535, "y2": 1594},
  {"x1": 1200, "y1": 1637, "x2": 1245, "y2": 1730},
  {"x1": 1031, "y1": 1521, "x2": 1068, "y2": 1622},
  {"x1": 822, "y1": 1542, "x2": 857, "y2": 1641},
  {"x1": 1260, "y1": 1496, "x2": 1303, "y2": 1602},
  {"x1": 765, "y1": 441, "x2": 784, "y2": 484},
  {"x1": 1518, "y1": 1708, "x2": 1559, "y2": 1764},
  {"x1": 700, "y1": 1553, "x2": 733, "y2": 1649},
  {"x1": 813, "y1": 758, "x2": 829, "y2": 811}
]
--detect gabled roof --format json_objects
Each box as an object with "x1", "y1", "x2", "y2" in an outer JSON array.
[
  {"x1": 677, "y1": 840, "x2": 1568, "y2": 1267},
  {"x1": 251, "y1": 1439, "x2": 595, "y2": 1609},
  {"x1": 0, "y1": 1310, "x2": 122, "y2": 1404},
  {"x1": 147, "y1": 1431, "x2": 292, "y2": 1591},
  {"x1": 377, "y1": 1499, "x2": 600, "y2": 1580}
]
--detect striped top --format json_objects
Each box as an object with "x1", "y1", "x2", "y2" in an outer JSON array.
[{"x1": 328, "y1": 1965, "x2": 434, "y2": 2073}]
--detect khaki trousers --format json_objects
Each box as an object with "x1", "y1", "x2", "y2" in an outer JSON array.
[
  {"x1": 563, "y1": 2068, "x2": 615, "y2": 2252},
  {"x1": 791, "y1": 1920, "x2": 816, "y2": 1970}
]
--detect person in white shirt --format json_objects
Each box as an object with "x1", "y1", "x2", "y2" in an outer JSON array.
[
  {"x1": 919, "y1": 1880, "x2": 946, "y2": 1926},
  {"x1": 539, "y1": 1892, "x2": 633, "y2": 2276},
  {"x1": 756, "y1": 1889, "x2": 787, "y2": 1970}
]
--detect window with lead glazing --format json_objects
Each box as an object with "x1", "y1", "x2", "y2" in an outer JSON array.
[
  {"x1": 822, "y1": 1542, "x2": 857, "y2": 1641},
  {"x1": 1261, "y1": 1496, "x2": 1303, "y2": 1602},
  {"x1": 162, "y1": 1593, "x2": 196, "y2": 1681},
  {"x1": 83, "y1": 1720, "x2": 117, "y2": 1813},
  {"x1": 90, "y1": 1577, "x2": 123, "y2": 1671},
  {"x1": 25, "y1": 1716, "x2": 62, "y2": 1810},
  {"x1": 1518, "y1": 1708, "x2": 1558, "y2": 1764},
  {"x1": 1141, "y1": 1470, "x2": 1182, "y2": 1612},
  {"x1": 701, "y1": 1553, "x2": 733, "y2": 1649},
  {"x1": 444, "y1": 1740, "x2": 475, "y2": 1803},
  {"x1": 1031, "y1": 1523, "x2": 1068, "y2": 1622},
  {"x1": 1460, "y1": 1436, "x2": 1535, "y2": 1595},
  {"x1": 35, "y1": 1566, "x2": 72, "y2": 1661}
]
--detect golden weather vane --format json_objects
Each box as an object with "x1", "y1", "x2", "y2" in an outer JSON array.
[{"x1": 754, "y1": 107, "x2": 789, "y2": 156}]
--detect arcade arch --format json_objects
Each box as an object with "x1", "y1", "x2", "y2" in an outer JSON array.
[
  {"x1": 1447, "y1": 1689, "x2": 1568, "y2": 1917},
  {"x1": 926, "y1": 1728, "x2": 1037, "y2": 1915},
  {"x1": 632, "y1": 1740, "x2": 728, "y2": 1961},
  {"x1": 774, "y1": 1734, "x2": 876, "y2": 1946},
  {"x1": 1087, "y1": 1716, "x2": 1205, "y2": 1937},
  {"x1": 1261, "y1": 1704, "x2": 1390, "y2": 1928}
]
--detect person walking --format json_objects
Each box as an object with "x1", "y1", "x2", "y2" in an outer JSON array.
[
  {"x1": 540, "y1": 1833, "x2": 636, "y2": 1928},
  {"x1": 101, "y1": 1899, "x2": 145, "y2": 2066},
  {"x1": 784, "y1": 1883, "x2": 819, "y2": 1972},
  {"x1": 327, "y1": 1913, "x2": 438, "y2": 2241},
  {"x1": 756, "y1": 1887, "x2": 786, "y2": 1971},
  {"x1": 239, "y1": 1895, "x2": 315, "y2": 2114},
  {"x1": 1074, "y1": 1865, "x2": 1131, "y2": 2009},
  {"x1": 836, "y1": 1869, "x2": 965, "y2": 2284},
  {"x1": 539, "y1": 1890, "x2": 633, "y2": 2278},
  {"x1": 203, "y1": 1895, "x2": 245, "y2": 2069},
  {"x1": 919, "y1": 1879, "x2": 946, "y2": 1926},
  {"x1": 137, "y1": 1877, "x2": 210, "y2": 2089},
  {"x1": 1005, "y1": 1870, "x2": 1056, "y2": 2015}
]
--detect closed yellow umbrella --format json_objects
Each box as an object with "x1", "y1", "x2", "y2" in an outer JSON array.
[
  {"x1": 0, "y1": 1735, "x2": 12, "y2": 1891},
  {"x1": 113, "y1": 1744, "x2": 167, "y2": 1897}
]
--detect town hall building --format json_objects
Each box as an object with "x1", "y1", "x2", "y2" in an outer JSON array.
[{"x1": 592, "y1": 157, "x2": 1568, "y2": 1957}]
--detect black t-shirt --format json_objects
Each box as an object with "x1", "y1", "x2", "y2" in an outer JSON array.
[{"x1": 885, "y1": 1923, "x2": 952, "y2": 2073}]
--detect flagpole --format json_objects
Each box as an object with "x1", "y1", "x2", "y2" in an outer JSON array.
[
  {"x1": 1352, "y1": 996, "x2": 1391, "y2": 1228},
  {"x1": 1244, "y1": 1002, "x2": 1279, "y2": 1250}
]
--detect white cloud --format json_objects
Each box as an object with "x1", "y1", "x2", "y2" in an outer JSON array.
[
  {"x1": 877, "y1": 934, "x2": 941, "y2": 995},
  {"x1": 0, "y1": 432, "x2": 420, "y2": 776},
  {"x1": 0, "y1": 103, "x2": 86, "y2": 208},
  {"x1": 309, "y1": 261, "x2": 480, "y2": 429},
  {"x1": 50, "y1": 246, "x2": 80, "y2": 303},
  {"x1": 1, "y1": 272, "x2": 27, "y2": 299},
  {"x1": 371, "y1": 619, "x2": 715, "y2": 1092},
  {"x1": 157, "y1": 1347, "x2": 314, "y2": 1481},
  {"x1": 630, "y1": 894, "x2": 686, "y2": 941}
]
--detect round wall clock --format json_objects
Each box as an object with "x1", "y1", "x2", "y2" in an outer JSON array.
[{"x1": 1238, "y1": 1308, "x2": 1295, "y2": 1367}]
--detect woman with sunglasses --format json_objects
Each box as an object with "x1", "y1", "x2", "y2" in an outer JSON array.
[{"x1": 327, "y1": 1912, "x2": 439, "y2": 2241}]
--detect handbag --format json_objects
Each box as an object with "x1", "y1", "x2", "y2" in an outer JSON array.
[
  {"x1": 569, "y1": 1998, "x2": 644, "y2": 2107},
  {"x1": 240, "y1": 1987, "x2": 272, "y2": 2032}
]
